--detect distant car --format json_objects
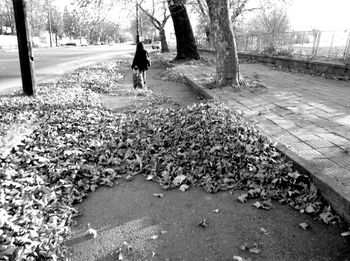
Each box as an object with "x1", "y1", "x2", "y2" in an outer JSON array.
[
  {"x1": 152, "y1": 41, "x2": 161, "y2": 49},
  {"x1": 65, "y1": 42, "x2": 77, "y2": 46}
]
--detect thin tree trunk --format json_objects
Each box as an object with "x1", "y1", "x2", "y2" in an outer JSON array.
[
  {"x1": 159, "y1": 28, "x2": 169, "y2": 53},
  {"x1": 206, "y1": 0, "x2": 243, "y2": 86},
  {"x1": 137, "y1": 3, "x2": 170, "y2": 53},
  {"x1": 167, "y1": 0, "x2": 200, "y2": 60},
  {"x1": 205, "y1": 24, "x2": 214, "y2": 49}
]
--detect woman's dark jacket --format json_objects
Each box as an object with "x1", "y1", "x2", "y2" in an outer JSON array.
[{"x1": 131, "y1": 50, "x2": 151, "y2": 71}]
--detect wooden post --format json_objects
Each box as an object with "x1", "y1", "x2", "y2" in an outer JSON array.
[
  {"x1": 136, "y1": 0, "x2": 140, "y2": 44},
  {"x1": 47, "y1": 0, "x2": 53, "y2": 47},
  {"x1": 13, "y1": 0, "x2": 36, "y2": 96}
]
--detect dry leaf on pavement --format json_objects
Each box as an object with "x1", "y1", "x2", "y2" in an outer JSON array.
[
  {"x1": 198, "y1": 218, "x2": 208, "y2": 228},
  {"x1": 153, "y1": 193, "x2": 164, "y2": 198},
  {"x1": 179, "y1": 184, "x2": 189, "y2": 192},
  {"x1": 233, "y1": 256, "x2": 252, "y2": 261},
  {"x1": 85, "y1": 224, "x2": 97, "y2": 238},
  {"x1": 299, "y1": 222, "x2": 309, "y2": 230},
  {"x1": 237, "y1": 194, "x2": 248, "y2": 203},
  {"x1": 340, "y1": 231, "x2": 350, "y2": 237}
]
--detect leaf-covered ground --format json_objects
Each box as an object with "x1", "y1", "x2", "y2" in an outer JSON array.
[
  {"x1": 199, "y1": 51, "x2": 350, "y2": 81},
  {"x1": 0, "y1": 58, "x2": 346, "y2": 260}
]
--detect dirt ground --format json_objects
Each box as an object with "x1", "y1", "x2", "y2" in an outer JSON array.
[{"x1": 66, "y1": 58, "x2": 350, "y2": 261}]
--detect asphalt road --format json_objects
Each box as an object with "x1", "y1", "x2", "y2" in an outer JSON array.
[{"x1": 0, "y1": 43, "x2": 136, "y2": 94}]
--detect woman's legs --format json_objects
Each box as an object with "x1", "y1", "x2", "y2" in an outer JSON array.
[{"x1": 140, "y1": 70, "x2": 146, "y2": 84}]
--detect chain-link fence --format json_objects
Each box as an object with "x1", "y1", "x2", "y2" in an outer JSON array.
[{"x1": 198, "y1": 30, "x2": 350, "y2": 64}]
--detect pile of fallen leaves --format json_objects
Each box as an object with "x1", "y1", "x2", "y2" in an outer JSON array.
[
  {"x1": 0, "y1": 83, "x2": 100, "y2": 150},
  {"x1": 0, "y1": 59, "x2": 344, "y2": 260},
  {"x1": 56, "y1": 60, "x2": 125, "y2": 93},
  {"x1": 0, "y1": 60, "x2": 123, "y2": 260},
  {"x1": 154, "y1": 67, "x2": 187, "y2": 84},
  {"x1": 270, "y1": 64, "x2": 350, "y2": 81}
]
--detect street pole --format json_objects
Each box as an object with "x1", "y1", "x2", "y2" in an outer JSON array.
[
  {"x1": 136, "y1": 0, "x2": 140, "y2": 44},
  {"x1": 12, "y1": 0, "x2": 36, "y2": 96},
  {"x1": 47, "y1": 0, "x2": 53, "y2": 47}
]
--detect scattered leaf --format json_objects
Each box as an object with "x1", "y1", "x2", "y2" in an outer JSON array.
[
  {"x1": 340, "y1": 231, "x2": 350, "y2": 237},
  {"x1": 237, "y1": 194, "x2": 248, "y2": 204},
  {"x1": 249, "y1": 247, "x2": 261, "y2": 254},
  {"x1": 233, "y1": 256, "x2": 252, "y2": 261},
  {"x1": 125, "y1": 174, "x2": 134, "y2": 181},
  {"x1": 146, "y1": 175, "x2": 154, "y2": 181},
  {"x1": 240, "y1": 243, "x2": 262, "y2": 255},
  {"x1": 260, "y1": 228, "x2": 268, "y2": 235},
  {"x1": 173, "y1": 174, "x2": 187, "y2": 186},
  {"x1": 318, "y1": 208, "x2": 340, "y2": 224},
  {"x1": 198, "y1": 218, "x2": 208, "y2": 228},
  {"x1": 305, "y1": 204, "x2": 316, "y2": 214},
  {"x1": 0, "y1": 208, "x2": 9, "y2": 227},
  {"x1": 299, "y1": 222, "x2": 309, "y2": 230},
  {"x1": 179, "y1": 184, "x2": 189, "y2": 192},
  {"x1": 153, "y1": 193, "x2": 164, "y2": 198},
  {"x1": 85, "y1": 224, "x2": 97, "y2": 238},
  {"x1": 253, "y1": 201, "x2": 272, "y2": 210},
  {"x1": 288, "y1": 171, "x2": 301, "y2": 180},
  {"x1": 240, "y1": 244, "x2": 248, "y2": 251}
]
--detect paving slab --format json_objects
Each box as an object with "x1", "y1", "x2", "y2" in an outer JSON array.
[{"x1": 174, "y1": 57, "x2": 350, "y2": 223}]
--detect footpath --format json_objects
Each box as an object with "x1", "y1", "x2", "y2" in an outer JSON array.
[
  {"x1": 173, "y1": 52, "x2": 350, "y2": 223},
  {"x1": 68, "y1": 60, "x2": 350, "y2": 261}
]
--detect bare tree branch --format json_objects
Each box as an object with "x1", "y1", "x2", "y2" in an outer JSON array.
[{"x1": 137, "y1": 3, "x2": 161, "y2": 30}]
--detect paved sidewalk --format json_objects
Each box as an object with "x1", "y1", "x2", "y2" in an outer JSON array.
[{"x1": 175, "y1": 60, "x2": 350, "y2": 223}]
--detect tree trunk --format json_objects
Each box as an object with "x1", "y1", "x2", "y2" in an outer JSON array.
[
  {"x1": 167, "y1": 0, "x2": 200, "y2": 60},
  {"x1": 206, "y1": 0, "x2": 243, "y2": 87},
  {"x1": 159, "y1": 28, "x2": 169, "y2": 53},
  {"x1": 205, "y1": 24, "x2": 214, "y2": 49}
]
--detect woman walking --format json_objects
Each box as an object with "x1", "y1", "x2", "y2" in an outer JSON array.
[{"x1": 131, "y1": 42, "x2": 151, "y2": 86}]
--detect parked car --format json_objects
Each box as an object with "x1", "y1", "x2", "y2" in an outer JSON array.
[
  {"x1": 65, "y1": 42, "x2": 77, "y2": 46},
  {"x1": 151, "y1": 41, "x2": 161, "y2": 49}
]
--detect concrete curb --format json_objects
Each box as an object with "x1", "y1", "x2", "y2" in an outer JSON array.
[
  {"x1": 183, "y1": 73, "x2": 350, "y2": 224},
  {"x1": 183, "y1": 75, "x2": 215, "y2": 100},
  {"x1": 275, "y1": 143, "x2": 350, "y2": 223}
]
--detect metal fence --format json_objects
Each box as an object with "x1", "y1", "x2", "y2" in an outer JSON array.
[{"x1": 198, "y1": 30, "x2": 350, "y2": 64}]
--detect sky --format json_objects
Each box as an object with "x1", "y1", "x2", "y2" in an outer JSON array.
[
  {"x1": 52, "y1": 0, "x2": 350, "y2": 32},
  {"x1": 287, "y1": 0, "x2": 350, "y2": 31}
]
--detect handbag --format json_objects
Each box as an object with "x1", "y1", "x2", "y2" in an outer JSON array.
[{"x1": 132, "y1": 68, "x2": 144, "y2": 89}]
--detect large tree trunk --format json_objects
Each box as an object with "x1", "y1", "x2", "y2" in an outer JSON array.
[
  {"x1": 159, "y1": 28, "x2": 169, "y2": 53},
  {"x1": 206, "y1": 0, "x2": 243, "y2": 87},
  {"x1": 167, "y1": 0, "x2": 200, "y2": 60}
]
